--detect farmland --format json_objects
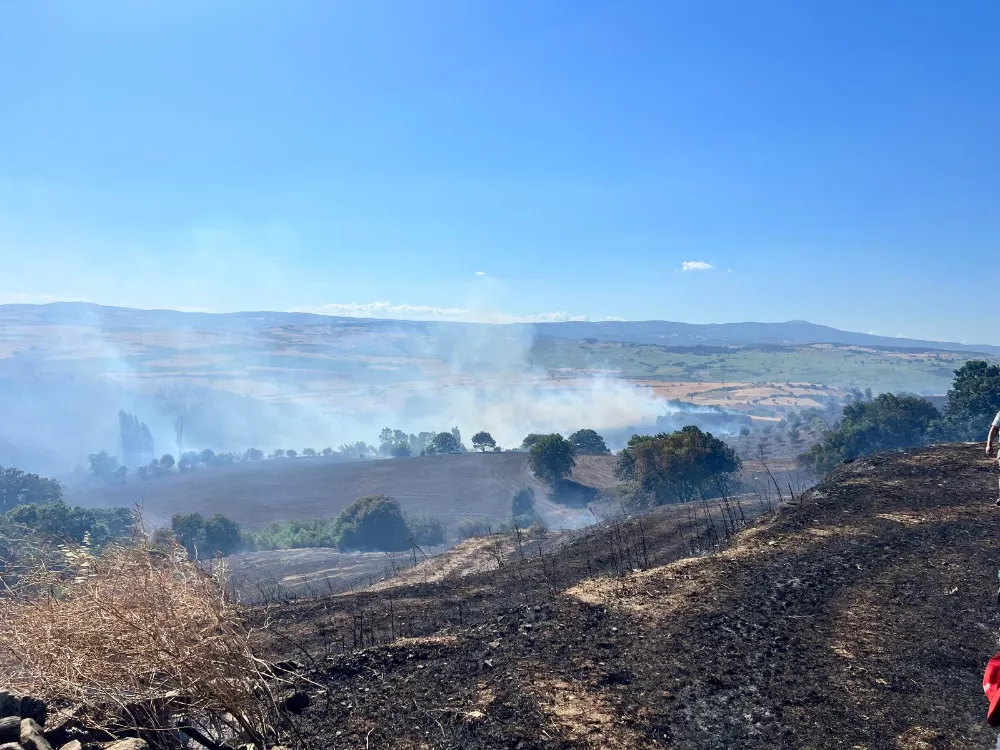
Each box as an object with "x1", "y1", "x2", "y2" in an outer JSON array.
[{"x1": 67, "y1": 452, "x2": 618, "y2": 532}]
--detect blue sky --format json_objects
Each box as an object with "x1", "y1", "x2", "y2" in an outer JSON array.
[{"x1": 1, "y1": 1, "x2": 998, "y2": 341}]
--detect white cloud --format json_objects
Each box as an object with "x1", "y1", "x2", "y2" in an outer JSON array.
[
  {"x1": 295, "y1": 301, "x2": 589, "y2": 324},
  {"x1": 474, "y1": 271, "x2": 487, "y2": 276},
  {"x1": 604, "y1": 316, "x2": 626, "y2": 322},
  {"x1": 681, "y1": 261, "x2": 715, "y2": 272}
]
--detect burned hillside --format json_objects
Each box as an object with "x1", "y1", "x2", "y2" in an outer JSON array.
[{"x1": 258, "y1": 444, "x2": 1000, "y2": 749}]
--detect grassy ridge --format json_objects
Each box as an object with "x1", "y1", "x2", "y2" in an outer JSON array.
[{"x1": 531, "y1": 339, "x2": 976, "y2": 392}]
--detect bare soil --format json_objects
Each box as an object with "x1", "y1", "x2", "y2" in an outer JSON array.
[{"x1": 257, "y1": 444, "x2": 1000, "y2": 749}]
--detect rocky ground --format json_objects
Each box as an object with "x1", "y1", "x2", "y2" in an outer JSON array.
[{"x1": 257, "y1": 444, "x2": 1000, "y2": 749}]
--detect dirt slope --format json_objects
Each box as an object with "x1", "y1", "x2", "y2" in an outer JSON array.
[
  {"x1": 260, "y1": 444, "x2": 1000, "y2": 749},
  {"x1": 67, "y1": 453, "x2": 617, "y2": 531}
]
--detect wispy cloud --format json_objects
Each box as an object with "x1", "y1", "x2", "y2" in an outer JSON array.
[
  {"x1": 604, "y1": 316, "x2": 626, "y2": 322},
  {"x1": 295, "y1": 301, "x2": 589, "y2": 324},
  {"x1": 474, "y1": 271, "x2": 487, "y2": 276},
  {"x1": 681, "y1": 261, "x2": 715, "y2": 272}
]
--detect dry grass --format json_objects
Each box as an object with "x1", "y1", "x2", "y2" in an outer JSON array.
[{"x1": 0, "y1": 533, "x2": 282, "y2": 748}]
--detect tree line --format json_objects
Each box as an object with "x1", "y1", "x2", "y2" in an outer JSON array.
[{"x1": 799, "y1": 360, "x2": 1000, "y2": 477}]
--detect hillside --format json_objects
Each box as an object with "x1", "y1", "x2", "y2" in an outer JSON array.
[
  {"x1": 4, "y1": 303, "x2": 998, "y2": 355},
  {"x1": 259, "y1": 444, "x2": 1000, "y2": 748},
  {"x1": 2, "y1": 301, "x2": 995, "y2": 475},
  {"x1": 67, "y1": 452, "x2": 618, "y2": 531}
]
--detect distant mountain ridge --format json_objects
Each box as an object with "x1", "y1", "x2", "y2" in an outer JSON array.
[{"x1": 1, "y1": 301, "x2": 996, "y2": 356}]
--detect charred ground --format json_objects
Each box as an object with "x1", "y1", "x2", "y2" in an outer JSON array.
[{"x1": 257, "y1": 444, "x2": 1000, "y2": 749}]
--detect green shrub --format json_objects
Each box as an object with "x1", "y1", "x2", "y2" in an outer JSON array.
[
  {"x1": 6, "y1": 501, "x2": 133, "y2": 548},
  {"x1": 405, "y1": 513, "x2": 445, "y2": 547},
  {"x1": 244, "y1": 518, "x2": 341, "y2": 551},
  {"x1": 333, "y1": 495, "x2": 410, "y2": 552},
  {"x1": 453, "y1": 517, "x2": 495, "y2": 541},
  {"x1": 170, "y1": 512, "x2": 243, "y2": 559},
  {"x1": 511, "y1": 486, "x2": 537, "y2": 526}
]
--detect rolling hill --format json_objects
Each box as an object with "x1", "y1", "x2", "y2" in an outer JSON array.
[
  {"x1": 2, "y1": 301, "x2": 994, "y2": 476},
  {"x1": 67, "y1": 452, "x2": 618, "y2": 532},
  {"x1": 2, "y1": 301, "x2": 998, "y2": 354}
]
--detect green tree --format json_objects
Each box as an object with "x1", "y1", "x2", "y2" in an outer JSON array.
[
  {"x1": 303, "y1": 448, "x2": 317, "y2": 457},
  {"x1": 409, "y1": 432, "x2": 435, "y2": 455},
  {"x1": 427, "y1": 432, "x2": 462, "y2": 455},
  {"x1": 528, "y1": 434, "x2": 576, "y2": 485},
  {"x1": 799, "y1": 393, "x2": 941, "y2": 478},
  {"x1": 471, "y1": 431, "x2": 497, "y2": 452},
  {"x1": 202, "y1": 513, "x2": 243, "y2": 556},
  {"x1": 244, "y1": 447, "x2": 264, "y2": 461},
  {"x1": 321, "y1": 447, "x2": 334, "y2": 456},
  {"x1": 286, "y1": 449, "x2": 298, "y2": 458},
  {"x1": 511, "y1": 486, "x2": 536, "y2": 524},
  {"x1": 615, "y1": 426, "x2": 742, "y2": 507},
  {"x1": 269, "y1": 449, "x2": 285, "y2": 459},
  {"x1": 171, "y1": 512, "x2": 206, "y2": 558},
  {"x1": 520, "y1": 433, "x2": 545, "y2": 451},
  {"x1": 0, "y1": 466, "x2": 62, "y2": 513},
  {"x1": 391, "y1": 442, "x2": 412, "y2": 458},
  {"x1": 159, "y1": 453, "x2": 175, "y2": 471},
  {"x1": 178, "y1": 451, "x2": 199, "y2": 471},
  {"x1": 87, "y1": 450, "x2": 119, "y2": 482},
  {"x1": 333, "y1": 495, "x2": 410, "y2": 552},
  {"x1": 378, "y1": 427, "x2": 394, "y2": 453},
  {"x1": 199, "y1": 448, "x2": 216, "y2": 464},
  {"x1": 944, "y1": 360, "x2": 1000, "y2": 440},
  {"x1": 568, "y1": 429, "x2": 610, "y2": 455}
]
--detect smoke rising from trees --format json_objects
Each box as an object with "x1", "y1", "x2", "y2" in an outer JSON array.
[{"x1": 0, "y1": 306, "x2": 719, "y2": 476}]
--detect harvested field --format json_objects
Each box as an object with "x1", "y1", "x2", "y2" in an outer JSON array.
[
  {"x1": 255, "y1": 444, "x2": 1000, "y2": 748},
  {"x1": 67, "y1": 452, "x2": 618, "y2": 532}
]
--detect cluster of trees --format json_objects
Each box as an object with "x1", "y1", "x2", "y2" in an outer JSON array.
[
  {"x1": 0, "y1": 466, "x2": 62, "y2": 513},
  {"x1": 87, "y1": 444, "x2": 352, "y2": 485},
  {"x1": 798, "y1": 393, "x2": 941, "y2": 477},
  {"x1": 371, "y1": 426, "x2": 611, "y2": 459},
  {"x1": 245, "y1": 496, "x2": 446, "y2": 553},
  {"x1": 521, "y1": 430, "x2": 613, "y2": 488},
  {"x1": 7, "y1": 502, "x2": 134, "y2": 548},
  {"x1": 0, "y1": 464, "x2": 133, "y2": 548},
  {"x1": 520, "y1": 429, "x2": 610, "y2": 455},
  {"x1": 376, "y1": 427, "x2": 467, "y2": 457},
  {"x1": 615, "y1": 426, "x2": 742, "y2": 507},
  {"x1": 118, "y1": 410, "x2": 155, "y2": 469},
  {"x1": 798, "y1": 361, "x2": 1000, "y2": 478}
]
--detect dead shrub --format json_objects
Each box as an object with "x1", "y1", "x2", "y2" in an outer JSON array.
[{"x1": 0, "y1": 534, "x2": 282, "y2": 748}]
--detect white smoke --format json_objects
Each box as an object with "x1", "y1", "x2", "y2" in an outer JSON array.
[{"x1": 0, "y1": 304, "x2": 680, "y2": 475}]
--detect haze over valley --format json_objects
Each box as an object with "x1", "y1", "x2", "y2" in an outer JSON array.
[{"x1": 0, "y1": 301, "x2": 987, "y2": 477}]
